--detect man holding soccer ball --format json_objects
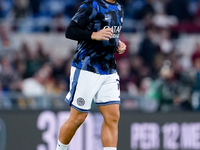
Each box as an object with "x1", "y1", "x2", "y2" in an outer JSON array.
[{"x1": 56, "y1": 0, "x2": 126, "y2": 149}]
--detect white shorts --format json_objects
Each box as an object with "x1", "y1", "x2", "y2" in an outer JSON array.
[{"x1": 65, "y1": 67, "x2": 120, "y2": 112}]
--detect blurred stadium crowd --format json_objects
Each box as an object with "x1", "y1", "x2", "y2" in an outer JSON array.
[{"x1": 1, "y1": 0, "x2": 200, "y2": 112}]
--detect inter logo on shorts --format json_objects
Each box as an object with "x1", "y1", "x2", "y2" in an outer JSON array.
[{"x1": 77, "y1": 97, "x2": 85, "y2": 106}]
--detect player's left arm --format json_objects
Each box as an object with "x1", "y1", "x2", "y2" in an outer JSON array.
[{"x1": 116, "y1": 40, "x2": 126, "y2": 54}]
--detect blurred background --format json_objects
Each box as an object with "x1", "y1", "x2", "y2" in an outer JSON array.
[
  {"x1": 1, "y1": 0, "x2": 200, "y2": 149},
  {"x1": 1, "y1": 0, "x2": 200, "y2": 112}
]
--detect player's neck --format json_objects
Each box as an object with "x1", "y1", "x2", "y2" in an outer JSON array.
[{"x1": 105, "y1": 0, "x2": 116, "y2": 4}]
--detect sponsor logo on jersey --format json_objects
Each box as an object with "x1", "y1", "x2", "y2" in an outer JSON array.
[
  {"x1": 77, "y1": 97, "x2": 85, "y2": 106},
  {"x1": 103, "y1": 26, "x2": 122, "y2": 38}
]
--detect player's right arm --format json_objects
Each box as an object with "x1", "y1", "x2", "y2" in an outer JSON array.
[
  {"x1": 66, "y1": 21, "x2": 113, "y2": 41},
  {"x1": 65, "y1": 0, "x2": 113, "y2": 42}
]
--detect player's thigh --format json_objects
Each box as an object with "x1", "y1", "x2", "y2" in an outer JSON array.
[
  {"x1": 68, "y1": 107, "x2": 88, "y2": 124},
  {"x1": 98, "y1": 104, "x2": 120, "y2": 122}
]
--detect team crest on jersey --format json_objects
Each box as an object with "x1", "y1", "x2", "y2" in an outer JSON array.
[{"x1": 77, "y1": 97, "x2": 85, "y2": 106}]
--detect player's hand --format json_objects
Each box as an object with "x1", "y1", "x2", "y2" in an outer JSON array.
[
  {"x1": 116, "y1": 40, "x2": 126, "y2": 54},
  {"x1": 91, "y1": 28, "x2": 113, "y2": 41}
]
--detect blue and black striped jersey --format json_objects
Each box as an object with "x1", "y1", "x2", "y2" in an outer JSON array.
[{"x1": 71, "y1": 0, "x2": 124, "y2": 75}]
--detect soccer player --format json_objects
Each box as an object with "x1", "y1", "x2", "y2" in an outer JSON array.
[{"x1": 56, "y1": 0, "x2": 126, "y2": 149}]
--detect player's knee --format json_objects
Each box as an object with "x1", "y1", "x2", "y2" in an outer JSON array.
[
  {"x1": 104, "y1": 111, "x2": 120, "y2": 124},
  {"x1": 71, "y1": 113, "x2": 88, "y2": 127},
  {"x1": 76, "y1": 114, "x2": 87, "y2": 126},
  {"x1": 112, "y1": 111, "x2": 120, "y2": 123}
]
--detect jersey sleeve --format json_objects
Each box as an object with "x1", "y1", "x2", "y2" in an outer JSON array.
[
  {"x1": 72, "y1": 0, "x2": 97, "y2": 28},
  {"x1": 65, "y1": 20, "x2": 93, "y2": 41}
]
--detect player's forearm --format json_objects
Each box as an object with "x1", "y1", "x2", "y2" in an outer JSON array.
[{"x1": 65, "y1": 21, "x2": 93, "y2": 41}]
